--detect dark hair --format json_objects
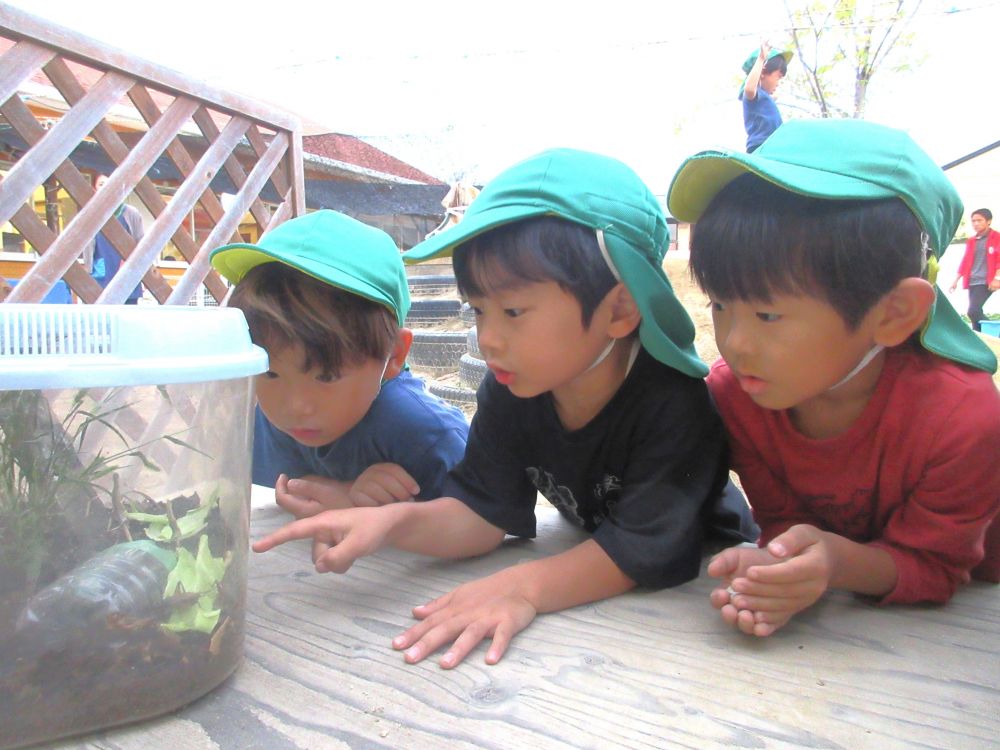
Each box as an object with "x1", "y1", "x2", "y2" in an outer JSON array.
[
  {"x1": 972, "y1": 208, "x2": 992, "y2": 222},
  {"x1": 452, "y1": 216, "x2": 617, "y2": 327},
  {"x1": 763, "y1": 55, "x2": 787, "y2": 75},
  {"x1": 228, "y1": 263, "x2": 397, "y2": 376},
  {"x1": 690, "y1": 173, "x2": 923, "y2": 330}
]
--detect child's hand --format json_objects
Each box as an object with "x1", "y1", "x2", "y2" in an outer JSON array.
[
  {"x1": 252, "y1": 506, "x2": 397, "y2": 573},
  {"x1": 392, "y1": 568, "x2": 538, "y2": 669},
  {"x1": 709, "y1": 525, "x2": 833, "y2": 637},
  {"x1": 275, "y1": 473, "x2": 352, "y2": 517},
  {"x1": 707, "y1": 544, "x2": 781, "y2": 633},
  {"x1": 348, "y1": 463, "x2": 420, "y2": 506}
]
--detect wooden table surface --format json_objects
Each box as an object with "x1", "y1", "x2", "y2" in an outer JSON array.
[{"x1": 54, "y1": 488, "x2": 1000, "y2": 750}]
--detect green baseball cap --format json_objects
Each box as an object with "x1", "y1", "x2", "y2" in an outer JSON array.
[
  {"x1": 738, "y1": 47, "x2": 793, "y2": 97},
  {"x1": 403, "y1": 148, "x2": 707, "y2": 378},
  {"x1": 667, "y1": 119, "x2": 996, "y2": 374},
  {"x1": 210, "y1": 209, "x2": 410, "y2": 325},
  {"x1": 742, "y1": 47, "x2": 794, "y2": 75}
]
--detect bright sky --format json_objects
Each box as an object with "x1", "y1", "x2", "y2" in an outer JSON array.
[{"x1": 5, "y1": 0, "x2": 999, "y2": 198}]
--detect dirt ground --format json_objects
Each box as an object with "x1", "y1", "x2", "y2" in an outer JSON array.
[{"x1": 663, "y1": 254, "x2": 719, "y2": 366}]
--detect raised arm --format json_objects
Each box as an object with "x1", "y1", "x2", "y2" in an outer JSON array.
[{"x1": 743, "y1": 41, "x2": 771, "y2": 101}]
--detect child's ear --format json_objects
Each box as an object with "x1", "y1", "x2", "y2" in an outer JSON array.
[
  {"x1": 384, "y1": 328, "x2": 413, "y2": 380},
  {"x1": 605, "y1": 283, "x2": 642, "y2": 339},
  {"x1": 871, "y1": 278, "x2": 936, "y2": 347}
]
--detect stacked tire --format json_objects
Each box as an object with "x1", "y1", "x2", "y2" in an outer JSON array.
[{"x1": 404, "y1": 274, "x2": 485, "y2": 412}]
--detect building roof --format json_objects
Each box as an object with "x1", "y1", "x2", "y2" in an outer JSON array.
[{"x1": 303, "y1": 133, "x2": 444, "y2": 185}]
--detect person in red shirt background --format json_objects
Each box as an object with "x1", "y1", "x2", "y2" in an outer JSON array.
[{"x1": 949, "y1": 208, "x2": 1000, "y2": 332}]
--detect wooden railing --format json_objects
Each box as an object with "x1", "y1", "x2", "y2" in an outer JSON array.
[{"x1": 0, "y1": 4, "x2": 305, "y2": 305}]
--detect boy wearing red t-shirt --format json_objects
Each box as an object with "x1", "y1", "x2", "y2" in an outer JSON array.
[{"x1": 668, "y1": 120, "x2": 1000, "y2": 637}]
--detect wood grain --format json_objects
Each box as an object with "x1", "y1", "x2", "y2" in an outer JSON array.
[{"x1": 53, "y1": 493, "x2": 1000, "y2": 750}]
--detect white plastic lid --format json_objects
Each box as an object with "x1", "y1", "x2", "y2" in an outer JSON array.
[{"x1": 0, "y1": 305, "x2": 268, "y2": 390}]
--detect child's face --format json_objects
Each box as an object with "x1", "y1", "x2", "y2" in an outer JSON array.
[
  {"x1": 468, "y1": 280, "x2": 615, "y2": 400},
  {"x1": 255, "y1": 343, "x2": 387, "y2": 447},
  {"x1": 760, "y1": 68, "x2": 785, "y2": 95},
  {"x1": 710, "y1": 291, "x2": 881, "y2": 412}
]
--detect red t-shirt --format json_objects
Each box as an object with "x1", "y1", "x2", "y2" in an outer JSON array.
[{"x1": 708, "y1": 346, "x2": 1000, "y2": 604}]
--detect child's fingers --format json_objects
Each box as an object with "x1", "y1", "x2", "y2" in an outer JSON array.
[
  {"x1": 313, "y1": 543, "x2": 361, "y2": 574},
  {"x1": 347, "y1": 486, "x2": 383, "y2": 507},
  {"x1": 252, "y1": 514, "x2": 331, "y2": 553},
  {"x1": 706, "y1": 547, "x2": 741, "y2": 578},
  {"x1": 765, "y1": 524, "x2": 822, "y2": 559},
  {"x1": 484, "y1": 622, "x2": 515, "y2": 666},
  {"x1": 411, "y1": 591, "x2": 454, "y2": 620},
  {"x1": 730, "y1": 577, "x2": 818, "y2": 602},
  {"x1": 735, "y1": 607, "x2": 760, "y2": 636},
  {"x1": 729, "y1": 591, "x2": 809, "y2": 617},
  {"x1": 439, "y1": 619, "x2": 495, "y2": 669},
  {"x1": 751, "y1": 620, "x2": 779, "y2": 637},
  {"x1": 351, "y1": 479, "x2": 411, "y2": 506},
  {"x1": 718, "y1": 601, "x2": 741, "y2": 626},
  {"x1": 709, "y1": 586, "x2": 733, "y2": 610},
  {"x1": 377, "y1": 464, "x2": 420, "y2": 497},
  {"x1": 275, "y1": 492, "x2": 323, "y2": 517},
  {"x1": 399, "y1": 618, "x2": 465, "y2": 665},
  {"x1": 748, "y1": 553, "x2": 827, "y2": 585}
]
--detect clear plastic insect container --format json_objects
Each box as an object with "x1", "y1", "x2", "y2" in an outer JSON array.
[{"x1": 0, "y1": 304, "x2": 267, "y2": 749}]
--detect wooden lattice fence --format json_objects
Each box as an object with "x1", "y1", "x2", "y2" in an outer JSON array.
[{"x1": 0, "y1": 4, "x2": 305, "y2": 305}]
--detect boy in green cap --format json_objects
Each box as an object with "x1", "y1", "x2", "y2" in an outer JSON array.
[
  {"x1": 740, "y1": 42, "x2": 792, "y2": 153},
  {"x1": 210, "y1": 210, "x2": 469, "y2": 515},
  {"x1": 253, "y1": 149, "x2": 756, "y2": 668},
  {"x1": 668, "y1": 119, "x2": 1000, "y2": 637}
]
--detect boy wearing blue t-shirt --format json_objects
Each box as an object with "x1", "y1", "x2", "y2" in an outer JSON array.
[{"x1": 210, "y1": 210, "x2": 469, "y2": 516}]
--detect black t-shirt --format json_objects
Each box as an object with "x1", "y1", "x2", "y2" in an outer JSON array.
[{"x1": 441, "y1": 347, "x2": 756, "y2": 589}]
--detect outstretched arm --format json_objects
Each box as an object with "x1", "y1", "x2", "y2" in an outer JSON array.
[
  {"x1": 392, "y1": 539, "x2": 634, "y2": 668},
  {"x1": 253, "y1": 496, "x2": 505, "y2": 573}
]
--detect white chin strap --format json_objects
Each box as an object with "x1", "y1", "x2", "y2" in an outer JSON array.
[
  {"x1": 828, "y1": 344, "x2": 884, "y2": 391},
  {"x1": 377, "y1": 354, "x2": 392, "y2": 391},
  {"x1": 584, "y1": 229, "x2": 624, "y2": 375},
  {"x1": 584, "y1": 338, "x2": 616, "y2": 373}
]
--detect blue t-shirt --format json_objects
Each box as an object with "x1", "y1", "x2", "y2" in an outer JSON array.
[
  {"x1": 93, "y1": 211, "x2": 143, "y2": 302},
  {"x1": 252, "y1": 369, "x2": 469, "y2": 499},
  {"x1": 742, "y1": 87, "x2": 782, "y2": 153}
]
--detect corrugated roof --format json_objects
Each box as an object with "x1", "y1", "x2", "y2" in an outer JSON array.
[{"x1": 303, "y1": 133, "x2": 444, "y2": 185}]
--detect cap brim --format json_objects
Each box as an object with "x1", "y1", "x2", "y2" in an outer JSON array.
[
  {"x1": 210, "y1": 245, "x2": 279, "y2": 284},
  {"x1": 668, "y1": 150, "x2": 897, "y2": 223},
  {"x1": 403, "y1": 204, "x2": 553, "y2": 264}
]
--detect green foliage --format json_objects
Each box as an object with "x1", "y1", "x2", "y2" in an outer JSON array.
[
  {"x1": 0, "y1": 388, "x2": 202, "y2": 590},
  {"x1": 161, "y1": 532, "x2": 229, "y2": 634},
  {"x1": 783, "y1": 0, "x2": 925, "y2": 118}
]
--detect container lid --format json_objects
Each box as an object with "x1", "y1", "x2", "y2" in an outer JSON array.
[{"x1": 0, "y1": 305, "x2": 268, "y2": 390}]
